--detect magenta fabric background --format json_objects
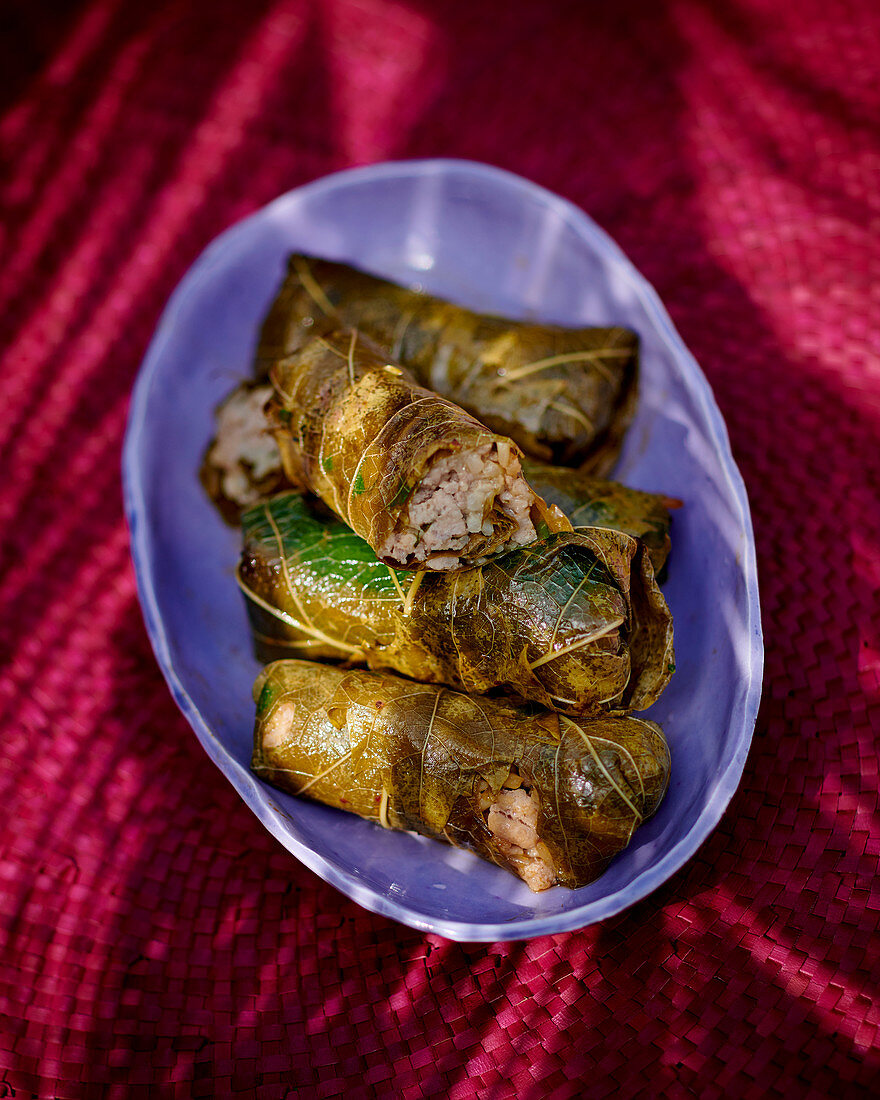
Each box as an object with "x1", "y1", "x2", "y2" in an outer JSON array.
[{"x1": 1, "y1": 0, "x2": 879, "y2": 1096}]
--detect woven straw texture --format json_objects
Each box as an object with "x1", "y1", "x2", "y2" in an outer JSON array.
[{"x1": 2, "y1": 0, "x2": 879, "y2": 1095}]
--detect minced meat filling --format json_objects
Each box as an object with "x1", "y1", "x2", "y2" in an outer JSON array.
[
  {"x1": 383, "y1": 442, "x2": 537, "y2": 569},
  {"x1": 486, "y1": 786, "x2": 557, "y2": 893}
]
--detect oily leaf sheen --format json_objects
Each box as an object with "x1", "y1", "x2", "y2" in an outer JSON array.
[
  {"x1": 239, "y1": 492, "x2": 674, "y2": 714},
  {"x1": 265, "y1": 330, "x2": 569, "y2": 570},
  {"x1": 252, "y1": 661, "x2": 671, "y2": 890},
  {"x1": 522, "y1": 460, "x2": 678, "y2": 575},
  {"x1": 257, "y1": 255, "x2": 639, "y2": 472}
]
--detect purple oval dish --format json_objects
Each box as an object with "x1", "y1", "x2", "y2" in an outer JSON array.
[{"x1": 122, "y1": 160, "x2": 763, "y2": 941}]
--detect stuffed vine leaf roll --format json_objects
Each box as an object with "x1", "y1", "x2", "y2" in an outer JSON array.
[
  {"x1": 251, "y1": 661, "x2": 671, "y2": 891},
  {"x1": 266, "y1": 329, "x2": 570, "y2": 570},
  {"x1": 258, "y1": 254, "x2": 639, "y2": 473},
  {"x1": 238, "y1": 491, "x2": 674, "y2": 714},
  {"x1": 200, "y1": 382, "x2": 677, "y2": 578}
]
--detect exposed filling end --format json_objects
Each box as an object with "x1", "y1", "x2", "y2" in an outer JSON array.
[
  {"x1": 207, "y1": 383, "x2": 282, "y2": 507},
  {"x1": 383, "y1": 442, "x2": 537, "y2": 569},
  {"x1": 481, "y1": 776, "x2": 557, "y2": 892}
]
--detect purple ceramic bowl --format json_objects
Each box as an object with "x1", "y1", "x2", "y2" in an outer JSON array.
[{"x1": 123, "y1": 160, "x2": 762, "y2": 941}]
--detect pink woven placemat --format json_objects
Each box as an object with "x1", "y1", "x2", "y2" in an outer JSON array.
[{"x1": 1, "y1": 0, "x2": 879, "y2": 1095}]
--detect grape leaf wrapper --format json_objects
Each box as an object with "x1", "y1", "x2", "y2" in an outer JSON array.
[{"x1": 522, "y1": 460, "x2": 681, "y2": 575}]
